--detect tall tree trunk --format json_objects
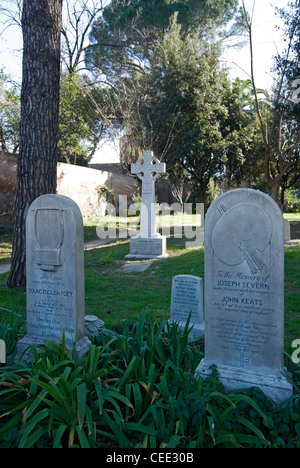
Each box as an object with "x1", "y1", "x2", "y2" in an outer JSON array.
[
  {"x1": 199, "y1": 180, "x2": 207, "y2": 207},
  {"x1": 7, "y1": 0, "x2": 62, "y2": 288},
  {"x1": 0, "y1": 124, "x2": 8, "y2": 152}
]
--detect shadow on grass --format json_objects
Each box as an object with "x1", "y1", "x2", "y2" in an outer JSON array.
[{"x1": 84, "y1": 234, "x2": 204, "y2": 328}]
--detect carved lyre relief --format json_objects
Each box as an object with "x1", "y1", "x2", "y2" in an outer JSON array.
[{"x1": 34, "y1": 208, "x2": 65, "y2": 271}]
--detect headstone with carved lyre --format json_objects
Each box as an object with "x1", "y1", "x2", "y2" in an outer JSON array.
[
  {"x1": 16, "y1": 195, "x2": 91, "y2": 362},
  {"x1": 126, "y1": 151, "x2": 168, "y2": 259}
]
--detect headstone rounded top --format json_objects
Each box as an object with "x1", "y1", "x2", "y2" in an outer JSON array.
[
  {"x1": 207, "y1": 188, "x2": 282, "y2": 218},
  {"x1": 29, "y1": 194, "x2": 82, "y2": 215}
]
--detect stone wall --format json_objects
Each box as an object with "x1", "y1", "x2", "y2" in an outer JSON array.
[
  {"x1": 0, "y1": 153, "x2": 140, "y2": 226},
  {"x1": 57, "y1": 162, "x2": 139, "y2": 217}
]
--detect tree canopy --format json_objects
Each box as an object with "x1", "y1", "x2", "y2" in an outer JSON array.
[
  {"x1": 86, "y1": 0, "x2": 240, "y2": 80},
  {"x1": 118, "y1": 16, "x2": 256, "y2": 203},
  {"x1": 241, "y1": 0, "x2": 300, "y2": 208}
]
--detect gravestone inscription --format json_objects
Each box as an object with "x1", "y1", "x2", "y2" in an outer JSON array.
[
  {"x1": 196, "y1": 189, "x2": 293, "y2": 403},
  {"x1": 126, "y1": 151, "x2": 168, "y2": 259},
  {"x1": 170, "y1": 275, "x2": 204, "y2": 338},
  {"x1": 16, "y1": 195, "x2": 91, "y2": 360}
]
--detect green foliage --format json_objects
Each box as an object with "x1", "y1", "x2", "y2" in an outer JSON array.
[
  {"x1": 275, "y1": 0, "x2": 300, "y2": 86},
  {"x1": 96, "y1": 185, "x2": 115, "y2": 203},
  {"x1": 58, "y1": 72, "x2": 110, "y2": 166},
  {"x1": 241, "y1": 1, "x2": 300, "y2": 206},
  {"x1": 124, "y1": 17, "x2": 257, "y2": 203},
  {"x1": 0, "y1": 310, "x2": 23, "y2": 363},
  {"x1": 206, "y1": 180, "x2": 221, "y2": 209},
  {"x1": 0, "y1": 312, "x2": 299, "y2": 448},
  {"x1": 86, "y1": 0, "x2": 240, "y2": 81},
  {"x1": 284, "y1": 189, "x2": 300, "y2": 213},
  {"x1": 0, "y1": 69, "x2": 20, "y2": 153}
]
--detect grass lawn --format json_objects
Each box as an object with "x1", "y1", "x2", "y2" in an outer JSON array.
[
  {"x1": 0, "y1": 213, "x2": 299, "y2": 352},
  {"x1": 0, "y1": 226, "x2": 13, "y2": 264}
]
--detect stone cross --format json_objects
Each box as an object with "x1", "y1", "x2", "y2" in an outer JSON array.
[
  {"x1": 131, "y1": 151, "x2": 166, "y2": 195},
  {"x1": 131, "y1": 151, "x2": 166, "y2": 238}
]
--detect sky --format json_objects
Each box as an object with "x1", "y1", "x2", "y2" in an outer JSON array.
[
  {"x1": 0, "y1": 0, "x2": 290, "y2": 163},
  {"x1": 223, "y1": 0, "x2": 289, "y2": 90}
]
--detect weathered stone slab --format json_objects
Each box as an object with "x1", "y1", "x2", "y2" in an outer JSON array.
[
  {"x1": 16, "y1": 195, "x2": 91, "y2": 361},
  {"x1": 120, "y1": 260, "x2": 153, "y2": 273},
  {"x1": 170, "y1": 275, "x2": 204, "y2": 339},
  {"x1": 196, "y1": 189, "x2": 293, "y2": 403}
]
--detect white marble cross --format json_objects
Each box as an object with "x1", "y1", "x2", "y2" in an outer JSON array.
[
  {"x1": 131, "y1": 151, "x2": 166, "y2": 238},
  {"x1": 131, "y1": 151, "x2": 166, "y2": 195}
]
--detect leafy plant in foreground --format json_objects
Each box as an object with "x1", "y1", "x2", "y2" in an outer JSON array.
[{"x1": 0, "y1": 314, "x2": 299, "y2": 448}]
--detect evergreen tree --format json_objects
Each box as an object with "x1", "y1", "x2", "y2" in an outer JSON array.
[
  {"x1": 118, "y1": 17, "x2": 256, "y2": 204},
  {"x1": 86, "y1": 0, "x2": 240, "y2": 81}
]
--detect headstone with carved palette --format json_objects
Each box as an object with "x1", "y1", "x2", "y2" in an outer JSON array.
[{"x1": 196, "y1": 189, "x2": 293, "y2": 403}]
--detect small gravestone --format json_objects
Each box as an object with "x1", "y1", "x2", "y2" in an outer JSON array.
[
  {"x1": 170, "y1": 275, "x2": 204, "y2": 339},
  {"x1": 284, "y1": 218, "x2": 291, "y2": 244},
  {"x1": 16, "y1": 195, "x2": 91, "y2": 360},
  {"x1": 125, "y1": 151, "x2": 168, "y2": 259},
  {"x1": 196, "y1": 189, "x2": 293, "y2": 403}
]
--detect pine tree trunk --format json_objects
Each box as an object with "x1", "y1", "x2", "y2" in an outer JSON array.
[{"x1": 7, "y1": 0, "x2": 62, "y2": 288}]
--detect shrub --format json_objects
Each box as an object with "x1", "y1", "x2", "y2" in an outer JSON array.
[
  {"x1": 0, "y1": 313, "x2": 299, "y2": 448},
  {"x1": 284, "y1": 189, "x2": 300, "y2": 213}
]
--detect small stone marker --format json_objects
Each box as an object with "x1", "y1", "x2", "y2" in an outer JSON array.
[
  {"x1": 196, "y1": 189, "x2": 293, "y2": 403},
  {"x1": 170, "y1": 275, "x2": 204, "y2": 339},
  {"x1": 85, "y1": 315, "x2": 104, "y2": 338},
  {"x1": 126, "y1": 151, "x2": 168, "y2": 259},
  {"x1": 16, "y1": 195, "x2": 91, "y2": 360},
  {"x1": 284, "y1": 218, "x2": 291, "y2": 243},
  {"x1": 284, "y1": 218, "x2": 299, "y2": 246}
]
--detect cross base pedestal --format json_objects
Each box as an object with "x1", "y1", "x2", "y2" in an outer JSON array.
[{"x1": 125, "y1": 235, "x2": 168, "y2": 259}]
